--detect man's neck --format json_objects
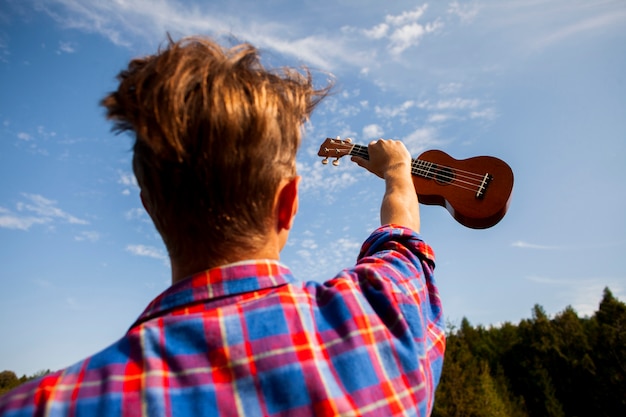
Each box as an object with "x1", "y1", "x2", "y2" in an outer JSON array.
[{"x1": 170, "y1": 240, "x2": 282, "y2": 285}]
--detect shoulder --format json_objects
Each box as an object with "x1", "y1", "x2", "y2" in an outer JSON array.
[
  {"x1": 310, "y1": 224, "x2": 442, "y2": 335},
  {"x1": 356, "y1": 224, "x2": 435, "y2": 280},
  {"x1": 360, "y1": 224, "x2": 434, "y2": 262},
  {"x1": 307, "y1": 224, "x2": 439, "y2": 320},
  {"x1": 0, "y1": 338, "x2": 136, "y2": 415},
  {"x1": 0, "y1": 369, "x2": 64, "y2": 415}
]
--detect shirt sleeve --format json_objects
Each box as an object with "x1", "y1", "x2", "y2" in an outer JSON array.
[
  {"x1": 354, "y1": 223, "x2": 443, "y2": 342},
  {"x1": 344, "y1": 223, "x2": 445, "y2": 411}
]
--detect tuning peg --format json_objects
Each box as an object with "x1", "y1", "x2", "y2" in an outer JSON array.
[
  {"x1": 345, "y1": 138, "x2": 352, "y2": 143},
  {"x1": 322, "y1": 157, "x2": 329, "y2": 165},
  {"x1": 332, "y1": 158, "x2": 340, "y2": 166}
]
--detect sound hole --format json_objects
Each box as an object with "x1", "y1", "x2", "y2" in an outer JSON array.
[{"x1": 435, "y1": 166, "x2": 454, "y2": 184}]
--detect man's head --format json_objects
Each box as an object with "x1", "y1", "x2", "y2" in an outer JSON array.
[{"x1": 102, "y1": 36, "x2": 330, "y2": 269}]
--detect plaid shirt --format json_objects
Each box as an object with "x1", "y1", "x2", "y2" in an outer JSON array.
[{"x1": 0, "y1": 225, "x2": 445, "y2": 416}]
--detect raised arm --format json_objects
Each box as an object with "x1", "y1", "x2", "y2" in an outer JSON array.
[{"x1": 351, "y1": 139, "x2": 421, "y2": 233}]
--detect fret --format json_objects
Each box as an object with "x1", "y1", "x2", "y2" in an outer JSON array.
[
  {"x1": 412, "y1": 159, "x2": 435, "y2": 179},
  {"x1": 350, "y1": 144, "x2": 369, "y2": 159}
]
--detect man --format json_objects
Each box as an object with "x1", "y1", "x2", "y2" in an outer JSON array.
[{"x1": 0, "y1": 36, "x2": 445, "y2": 416}]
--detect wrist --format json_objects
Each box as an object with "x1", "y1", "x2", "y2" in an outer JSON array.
[{"x1": 382, "y1": 162, "x2": 411, "y2": 180}]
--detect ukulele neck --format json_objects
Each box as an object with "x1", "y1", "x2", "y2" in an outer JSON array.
[
  {"x1": 349, "y1": 143, "x2": 491, "y2": 198},
  {"x1": 349, "y1": 144, "x2": 438, "y2": 180}
]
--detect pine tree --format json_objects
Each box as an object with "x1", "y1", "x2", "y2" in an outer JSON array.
[{"x1": 589, "y1": 287, "x2": 626, "y2": 415}]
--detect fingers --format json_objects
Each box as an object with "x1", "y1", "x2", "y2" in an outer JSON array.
[
  {"x1": 351, "y1": 154, "x2": 375, "y2": 177},
  {"x1": 368, "y1": 138, "x2": 410, "y2": 162},
  {"x1": 355, "y1": 138, "x2": 411, "y2": 179}
]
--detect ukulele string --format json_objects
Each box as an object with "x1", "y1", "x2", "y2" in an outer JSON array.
[
  {"x1": 350, "y1": 146, "x2": 486, "y2": 194},
  {"x1": 411, "y1": 160, "x2": 485, "y2": 191}
]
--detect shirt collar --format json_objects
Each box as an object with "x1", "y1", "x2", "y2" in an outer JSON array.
[{"x1": 131, "y1": 259, "x2": 298, "y2": 328}]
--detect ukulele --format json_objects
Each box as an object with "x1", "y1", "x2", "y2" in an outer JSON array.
[{"x1": 318, "y1": 137, "x2": 514, "y2": 229}]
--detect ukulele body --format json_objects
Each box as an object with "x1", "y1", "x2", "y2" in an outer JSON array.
[{"x1": 414, "y1": 150, "x2": 513, "y2": 229}]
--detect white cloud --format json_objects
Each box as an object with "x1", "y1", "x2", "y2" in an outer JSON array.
[
  {"x1": 362, "y1": 124, "x2": 384, "y2": 140},
  {"x1": 389, "y1": 22, "x2": 441, "y2": 56},
  {"x1": 360, "y1": 5, "x2": 442, "y2": 56},
  {"x1": 374, "y1": 100, "x2": 416, "y2": 118},
  {"x1": 289, "y1": 230, "x2": 363, "y2": 282},
  {"x1": 512, "y1": 240, "x2": 561, "y2": 250},
  {"x1": 536, "y1": 10, "x2": 626, "y2": 48},
  {"x1": 416, "y1": 97, "x2": 495, "y2": 123},
  {"x1": 57, "y1": 40, "x2": 76, "y2": 53},
  {"x1": 74, "y1": 230, "x2": 100, "y2": 242},
  {"x1": 447, "y1": 1, "x2": 480, "y2": 23},
  {"x1": 29, "y1": 0, "x2": 626, "y2": 83},
  {"x1": 388, "y1": 23, "x2": 426, "y2": 55},
  {"x1": 254, "y1": 34, "x2": 353, "y2": 71},
  {"x1": 300, "y1": 239, "x2": 318, "y2": 250},
  {"x1": 33, "y1": 0, "x2": 449, "y2": 71},
  {"x1": 427, "y1": 113, "x2": 451, "y2": 123},
  {"x1": 125, "y1": 207, "x2": 149, "y2": 222},
  {"x1": 17, "y1": 132, "x2": 32, "y2": 141},
  {"x1": 15, "y1": 126, "x2": 56, "y2": 149},
  {"x1": 331, "y1": 237, "x2": 361, "y2": 256},
  {"x1": 126, "y1": 244, "x2": 169, "y2": 265},
  {"x1": 438, "y1": 82, "x2": 463, "y2": 95},
  {"x1": 118, "y1": 170, "x2": 138, "y2": 195},
  {"x1": 0, "y1": 194, "x2": 88, "y2": 230},
  {"x1": 0, "y1": 212, "x2": 48, "y2": 230},
  {"x1": 470, "y1": 108, "x2": 497, "y2": 121},
  {"x1": 18, "y1": 193, "x2": 88, "y2": 225},
  {"x1": 461, "y1": 0, "x2": 626, "y2": 60},
  {"x1": 431, "y1": 98, "x2": 480, "y2": 110},
  {"x1": 513, "y1": 240, "x2": 626, "y2": 252},
  {"x1": 385, "y1": 5, "x2": 428, "y2": 26},
  {"x1": 36, "y1": 0, "x2": 135, "y2": 47},
  {"x1": 363, "y1": 23, "x2": 388, "y2": 39},
  {"x1": 126, "y1": 244, "x2": 163, "y2": 258},
  {"x1": 34, "y1": 0, "x2": 360, "y2": 71},
  {"x1": 36, "y1": 125, "x2": 56, "y2": 139},
  {"x1": 402, "y1": 127, "x2": 443, "y2": 154},
  {"x1": 118, "y1": 171, "x2": 137, "y2": 187},
  {"x1": 296, "y1": 159, "x2": 359, "y2": 198}
]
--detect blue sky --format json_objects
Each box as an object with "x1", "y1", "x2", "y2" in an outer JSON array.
[{"x1": 1, "y1": 0, "x2": 625, "y2": 376}]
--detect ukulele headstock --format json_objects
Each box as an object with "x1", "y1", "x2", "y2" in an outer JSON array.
[{"x1": 317, "y1": 137, "x2": 354, "y2": 166}]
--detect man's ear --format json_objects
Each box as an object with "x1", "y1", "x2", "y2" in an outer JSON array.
[{"x1": 276, "y1": 176, "x2": 300, "y2": 231}]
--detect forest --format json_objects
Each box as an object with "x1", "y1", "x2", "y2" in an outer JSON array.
[
  {"x1": 2, "y1": 288, "x2": 624, "y2": 416},
  {"x1": 433, "y1": 287, "x2": 625, "y2": 417}
]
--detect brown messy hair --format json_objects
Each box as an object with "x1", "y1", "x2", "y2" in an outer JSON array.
[{"x1": 101, "y1": 36, "x2": 331, "y2": 267}]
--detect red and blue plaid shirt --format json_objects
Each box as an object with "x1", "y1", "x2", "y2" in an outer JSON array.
[{"x1": 0, "y1": 225, "x2": 445, "y2": 416}]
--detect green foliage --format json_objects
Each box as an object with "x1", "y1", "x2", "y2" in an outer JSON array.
[
  {"x1": 434, "y1": 287, "x2": 626, "y2": 417},
  {"x1": 0, "y1": 371, "x2": 20, "y2": 396},
  {"x1": 0, "y1": 369, "x2": 51, "y2": 396}
]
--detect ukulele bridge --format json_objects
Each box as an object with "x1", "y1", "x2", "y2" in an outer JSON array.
[{"x1": 476, "y1": 173, "x2": 492, "y2": 199}]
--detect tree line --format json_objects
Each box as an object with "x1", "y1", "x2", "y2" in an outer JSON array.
[
  {"x1": 433, "y1": 287, "x2": 625, "y2": 417},
  {"x1": 2, "y1": 288, "x2": 624, "y2": 416},
  {"x1": 0, "y1": 369, "x2": 50, "y2": 396}
]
